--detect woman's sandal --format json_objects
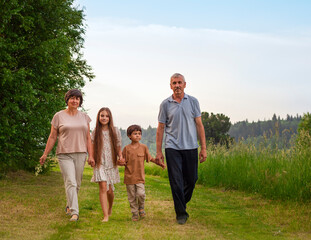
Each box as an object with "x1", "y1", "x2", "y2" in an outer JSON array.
[
  {"x1": 69, "y1": 214, "x2": 79, "y2": 222},
  {"x1": 139, "y1": 208, "x2": 145, "y2": 218},
  {"x1": 65, "y1": 206, "x2": 71, "y2": 215}
]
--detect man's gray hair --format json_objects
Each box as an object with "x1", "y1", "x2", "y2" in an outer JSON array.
[{"x1": 171, "y1": 73, "x2": 185, "y2": 82}]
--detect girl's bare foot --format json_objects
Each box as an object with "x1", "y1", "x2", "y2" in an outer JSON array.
[
  {"x1": 102, "y1": 217, "x2": 109, "y2": 222},
  {"x1": 108, "y1": 208, "x2": 112, "y2": 216}
]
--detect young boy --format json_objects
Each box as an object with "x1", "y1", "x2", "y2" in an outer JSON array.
[{"x1": 121, "y1": 124, "x2": 165, "y2": 221}]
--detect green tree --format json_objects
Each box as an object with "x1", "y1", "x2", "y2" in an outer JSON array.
[
  {"x1": 296, "y1": 112, "x2": 311, "y2": 150},
  {"x1": 0, "y1": 0, "x2": 94, "y2": 174},
  {"x1": 201, "y1": 112, "x2": 232, "y2": 145},
  {"x1": 298, "y1": 112, "x2": 311, "y2": 135}
]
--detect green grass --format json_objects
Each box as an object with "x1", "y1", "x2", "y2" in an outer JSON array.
[
  {"x1": 198, "y1": 131, "x2": 311, "y2": 201},
  {"x1": 1, "y1": 164, "x2": 311, "y2": 240}
]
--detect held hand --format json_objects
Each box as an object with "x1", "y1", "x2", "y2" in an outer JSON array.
[
  {"x1": 155, "y1": 152, "x2": 164, "y2": 165},
  {"x1": 88, "y1": 157, "x2": 95, "y2": 167},
  {"x1": 153, "y1": 158, "x2": 166, "y2": 170},
  {"x1": 117, "y1": 157, "x2": 126, "y2": 166},
  {"x1": 39, "y1": 154, "x2": 47, "y2": 165},
  {"x1": 199, "y1": 149, "x2": 207, "y2": 163},
  {"x1": 159, "y1": 161, "x2": 166, "y2": 170}
]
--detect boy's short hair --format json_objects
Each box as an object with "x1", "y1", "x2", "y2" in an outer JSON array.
[{"x1": 127, "y1": 124, "x2": 142, "y2": 136}]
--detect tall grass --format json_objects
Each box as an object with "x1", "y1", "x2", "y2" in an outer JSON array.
[{"x1": 198, "y1": 131, "x2": 311, "y2": 201}]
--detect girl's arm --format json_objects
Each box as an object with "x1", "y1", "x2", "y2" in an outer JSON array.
[
  {"x1": 117, "y1": 146, "x2": 126, "y2": 166},
  {"x1": 117, "y1": 145, "x2": 126, "y2": 166},
  {"x1": 116, "y1": 128, "x2": 125, "y2": 166},
  {"x1": 39, "y1": 125, "x2": 58, "y2": 165},
  {"x1": 117, "y1": 146, "x2": 123, "y2": 160}
]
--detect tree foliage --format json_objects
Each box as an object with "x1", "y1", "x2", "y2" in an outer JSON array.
[
  {"x1": 201, "y1": 112, "x2": 232, "y2": 145},
  {"x1": 297, "y1": 113, "x2": 311, "y2": 149},
  {"x1": 298, "y1": 112, "x2": 311, "y2": 135},
  {"x1": 0, "y1": 0, "x2": 94, "y2": 174}
]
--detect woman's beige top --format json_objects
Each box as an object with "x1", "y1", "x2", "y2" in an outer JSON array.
[{"x1": 51, "y1": 110, "x2": 91, "y2": 154}]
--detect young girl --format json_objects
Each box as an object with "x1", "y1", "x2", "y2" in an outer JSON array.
[{"x1": 91, "y1": 107, "x2": 124, "y2": 222}]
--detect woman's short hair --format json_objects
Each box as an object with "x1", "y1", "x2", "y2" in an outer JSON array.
[
  {"x1": 64, "y1": 89, "x2": 83, "y2": 107},
  {"x1": 127, "y1": 124, "x2": 142, "y2": 136}
]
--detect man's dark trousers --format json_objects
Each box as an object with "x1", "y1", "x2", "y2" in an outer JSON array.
[{"x1": 165, "y1": 148, "x2": 198, "y2": 220}]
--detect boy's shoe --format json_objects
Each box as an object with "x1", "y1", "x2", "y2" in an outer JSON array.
[
  {"x1": 139, "y1": 208, "x2": 146, "y2": 218},
  {"x1": 132, "y1": 214, "x2": 139, "y2": 221}
]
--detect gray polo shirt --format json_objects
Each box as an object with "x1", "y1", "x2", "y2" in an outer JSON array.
[{"x1": 158, "y1": 93, "x2": 201, "y2": 150}]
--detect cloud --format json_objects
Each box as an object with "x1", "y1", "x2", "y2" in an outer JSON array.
[{"x1": 82, "y1": 18, "x2": 311, "y2": 128}]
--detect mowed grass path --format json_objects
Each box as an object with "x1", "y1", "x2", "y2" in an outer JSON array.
[{"x1": 1, "y1": 165, "x2": 311, "y2": 240}]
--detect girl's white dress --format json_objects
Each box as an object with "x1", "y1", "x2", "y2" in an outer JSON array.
[{"x1": 91, "y1": 127, "x2": 121, "y2": 191}]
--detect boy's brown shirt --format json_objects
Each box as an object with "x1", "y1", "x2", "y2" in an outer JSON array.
[{"x1": 122, "y1": 143, "x2": 153, "y2": 184}]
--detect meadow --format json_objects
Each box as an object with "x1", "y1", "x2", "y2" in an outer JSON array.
[
  {"x1": 197, "y1": 131, "x2": 311, "y2": 201},
  {"x1": 1, "y1": 132, "x2": 311, "y2": 239},
  {"x1": 145, "y1": 131, "x2": 311, "y2": 202}
]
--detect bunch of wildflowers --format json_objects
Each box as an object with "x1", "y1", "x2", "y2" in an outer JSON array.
[{"x1": 35, "y1": 158, "x2": 55, "y2": 176}]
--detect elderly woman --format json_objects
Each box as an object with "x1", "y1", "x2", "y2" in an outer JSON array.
[{"x1": 40, "y1": 89, "x2": 95, "y2": 221}]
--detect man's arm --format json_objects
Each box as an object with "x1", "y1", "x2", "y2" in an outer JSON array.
[
  {"x1": 195, "y1": 116, "x2": 207, "y2": 163},
  {"x1": 156, "y1": 122, "x2": 165, "y2": 164}
]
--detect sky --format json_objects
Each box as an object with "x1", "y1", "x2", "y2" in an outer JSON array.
[{"x1": 74, "y1": 0, "x2": 311, "y2": 130}]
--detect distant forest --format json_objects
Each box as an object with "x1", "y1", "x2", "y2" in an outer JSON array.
[
  {"x1": 120, "y1": 126, "x2": 157, "y2": 155},
  {"x1": 119, "y1": 114, "x2": 303, "y2": 154},
  {"x1": 229, "y1": 114, "x2": 302, "y2": 142}
]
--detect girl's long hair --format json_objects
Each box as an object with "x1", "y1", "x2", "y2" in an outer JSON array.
[{"x1": 93, "y1": 107, "x2": 118, "y2": 167}]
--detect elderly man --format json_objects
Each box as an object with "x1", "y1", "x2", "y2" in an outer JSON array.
[{"x1": 156, "y1": 73, "x2": 207, "y2": 225}]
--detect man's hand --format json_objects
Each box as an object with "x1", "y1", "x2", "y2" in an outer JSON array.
[
  {"x1": 153, "y1": 158, "x2": 166, "y2": 169},
  {"x1": 155, "y1": 152, "x2": 165, "y2": 165},
  {"x1": 199, "y1": 149, "x2": 207, "y2": 163}
]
